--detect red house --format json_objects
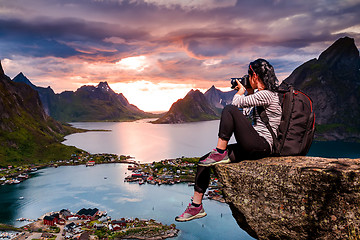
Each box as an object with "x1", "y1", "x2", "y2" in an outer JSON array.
[
  {"x1": 76, "y1": 208, "x2": 99, "y2": 220},
  {"x1": 43, "y1": 214, "x2": 59, "y2": 226}
]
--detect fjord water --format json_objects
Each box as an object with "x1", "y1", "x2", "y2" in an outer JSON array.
[
  {"x1": 0, "y1": 164, "x2": 253, "y2": 240},
  {"x1": 1, "y1": 120, "x2": 360, "y2": 239},
  {"x1": 62, "y1": 120, "x2": 360, "y2": 161},
  {"x1": 63, "y1": 120, "x2": 233, "y2": 163}
]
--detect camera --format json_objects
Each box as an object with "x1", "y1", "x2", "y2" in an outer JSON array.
[{"x1": 231, "y1": 75, "x2": 251, "y2": 89}]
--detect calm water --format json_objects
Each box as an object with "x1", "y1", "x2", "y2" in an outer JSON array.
[
  {"x1": 63, "y1": 120, "x2": 360, "y2": 162},
  {"x1": 0, "y1": 164, "x2": 253, "y2": 240},
  {"x1": 63, "y1": 119, "x2": 233, "y2": 163},
  {"x1": 1, "y1": 120, "x2": 360, "y2": 240}
]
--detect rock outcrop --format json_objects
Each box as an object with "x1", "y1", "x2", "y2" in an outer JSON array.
[
  {"x1": 284, "y1": 36, "x2": 360, "y2": 141},
  {"x1": 215, "y1": 157, "x2": 360, "y2": 240}
]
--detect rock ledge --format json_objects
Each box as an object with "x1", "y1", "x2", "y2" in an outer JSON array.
[{"x1": 215, "y1": 156, "x2": 360, "y2": 240}]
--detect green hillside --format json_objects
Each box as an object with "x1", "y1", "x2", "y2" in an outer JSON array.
[{"x1": 0, "y1": 62, "x2": 83, "y2": 167}]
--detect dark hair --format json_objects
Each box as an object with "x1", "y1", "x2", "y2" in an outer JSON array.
[{"x1": 248, "y1": 58, "x2": 279, "y2": 91}]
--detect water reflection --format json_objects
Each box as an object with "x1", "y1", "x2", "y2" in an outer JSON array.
[{"x1": 63, "y1": 120, "x2": 228, "y2": 162}]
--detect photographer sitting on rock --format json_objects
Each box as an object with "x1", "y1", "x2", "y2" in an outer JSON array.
[{"x1": 176, "y1": 58, "x2": 282, "y2": 222}]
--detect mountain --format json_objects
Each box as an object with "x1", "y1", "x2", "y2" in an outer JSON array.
[
  {"x1": 204, "y1": 85, "x2": 236, "y2": 113},
  {"x1": 13, "y1": 72, "x2": 56, "y2": 116},
  {"x1": 13, "y1": 74, "x2": 158, "y2": 122},
  {"x1": 284, "y1": 36, "x2": 360, "y2": 141},
  {"x1": 153, "y1": 89, "x2": 219, "y2": 123},
  {"x1": 52, "y1": 81, "x2": 154, "y2": 122},
  {"x1": 0, "y1": 61, "x2": 82, "y2": 166}
]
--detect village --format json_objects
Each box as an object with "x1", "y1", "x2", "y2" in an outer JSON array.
[
  {"x1": 8, "y1": 208, "x2": 179, "y2": 240},
  {"x1": 1, "y1": 154, "x2": 225, "y2": 203},
  {"x1": 124, "y1": 157, "x2": 225, "y2": 203},
  {"x1": 0, "y1": 153, "x2": 136, "y2": 186},
  {"x1": 0, "y1": 156, "x2": 225, "y2": 239}
]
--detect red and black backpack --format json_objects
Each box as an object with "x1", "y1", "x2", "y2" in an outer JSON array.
[{"x1": 258, "y1": 81, "x2": 316, "y2": 156}]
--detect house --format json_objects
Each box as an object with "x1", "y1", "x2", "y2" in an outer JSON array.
[
  {"x1": 60, "y1": 209, "x2": 73, "y2": 220},
  {"x1": 43, "y1": 213, "x2": 60, "y2": 226},
  {"x1": 43, "y1": 216, "x2": 56, "y2": 226},
  {"x1": 64, "y1": 222, "x2": 76, "y2": 231},
  {"x1": 93, "y1": 223, "x2": 104, "y2": 230},
  {"x1": 76, "y1": 208, "x2": 99, "y2": 220},
  {"x1": 111, "y1": 220, "x2": 126, "y2": 230}
]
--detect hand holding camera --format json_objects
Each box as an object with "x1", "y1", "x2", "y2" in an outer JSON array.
[
  {"x1": 231, "y1": 75, "x2": 251, "y2": 89},
  {"x1": 231, "y1": 75, "x2": 253, "y2": 95}
]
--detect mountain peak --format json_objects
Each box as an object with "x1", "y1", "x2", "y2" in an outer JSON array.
[
  {"x1": 13, "y1": 72, "x2": 36, "y2": 88},
  {"x1": 318, "y1": 36, "x2": 359, "y2": 68},
  {"x1": 97, "y1": 81, "x2": 113, "y2": 92}
]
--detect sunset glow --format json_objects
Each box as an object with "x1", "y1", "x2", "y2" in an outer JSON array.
[
  {"x1": 111, "y1": 81, "x2": 197, "y2": 112},
  {"x1": 0, "y1": 0, "x2": 359, "y2": 112}
]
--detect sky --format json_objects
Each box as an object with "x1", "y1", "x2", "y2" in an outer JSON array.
[{"x1": 0, "y1": 0, "x2": 360, "y2": 112}]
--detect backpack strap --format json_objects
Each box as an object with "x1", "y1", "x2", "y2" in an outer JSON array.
[{"x1": 257, "y1": 106, "x2": 278, "y2": 154}]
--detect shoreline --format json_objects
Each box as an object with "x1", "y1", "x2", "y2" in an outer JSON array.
[
  {"x1": 0, "y1": 153, "x2": 137, "y2": 186},
  {"x1": 5, "y1": 208, "x2": 179, "y2": 240},
  {"x1": 1, "y1": 154, "x2": 226, "y2": 203}
]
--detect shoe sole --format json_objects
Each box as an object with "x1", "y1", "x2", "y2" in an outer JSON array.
[
  {"x1": 198, "y1": 158, "x2": 231, "y2": 167},
  {"x1": 175, "y1": 212, "x2": 207, "y2": 222}
]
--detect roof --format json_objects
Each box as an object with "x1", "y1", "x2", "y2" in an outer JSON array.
[
  {"x1": 60, "y1": 209, "x2": 71, "y2": 214},
  {"x1": 76, "y1": 208, "x2": 99, "y2": 216},
  {"x1": 43, "y1": 216, "x2": 55, "y2": 221},
  {"x1": 65, "y1": 222, "x2": 76, "y2": 228},
  {"x1": 50, "y1": 213, "x2": 59, "y2": 218}
]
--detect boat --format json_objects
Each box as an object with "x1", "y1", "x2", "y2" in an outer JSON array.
[
  {"x1": 19, "y1": 196, "x2": 24, "y2": 200},
  {"x1": 86, "y1": 161, "x2": 95, "y2": 166}
]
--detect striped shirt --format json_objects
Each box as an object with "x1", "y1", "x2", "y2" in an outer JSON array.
[{"x1": 232, "y1": 90, "x2": 282, "y2": 148}]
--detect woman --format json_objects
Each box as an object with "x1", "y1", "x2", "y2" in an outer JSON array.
[{"x1": 175, "y1": 58, "x2": 282, "y2": 222}]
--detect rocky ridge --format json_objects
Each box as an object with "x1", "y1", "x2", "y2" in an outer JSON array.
[
  {"x1": 215, "y1": 157, "x2": 360, "y2": 240},
  {"x1": 13, "y1": 73, "x2": 157, "y2": 122}
]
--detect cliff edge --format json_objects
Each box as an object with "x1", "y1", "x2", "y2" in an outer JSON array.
[{"x1": 215, "y1": 157, "x2": 360, "y2": 240}]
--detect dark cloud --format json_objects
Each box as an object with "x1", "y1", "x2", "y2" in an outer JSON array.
[
  {"x1": 0, "y1": 0, "x2": 359, "y2": 88},
  {"x1": 0, "y1": 16, "x2": 151, "y2": 59}
]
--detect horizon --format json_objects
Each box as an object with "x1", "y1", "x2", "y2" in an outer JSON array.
[{"x1": 1, "y1": 0, "x2": 360, "y2": 111}]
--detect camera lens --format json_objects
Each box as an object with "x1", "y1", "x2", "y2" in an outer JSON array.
[{"x1": 230, "y1": 78, "x2": 238, "y2": 89}]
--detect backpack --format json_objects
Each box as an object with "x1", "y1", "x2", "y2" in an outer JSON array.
[{"x1": 258, "y1": 82, "x2": 315, "y2": 156}]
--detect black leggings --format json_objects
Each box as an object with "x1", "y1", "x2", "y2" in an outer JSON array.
[{"x1": 194, "y1": 105, "x2": 271, "y2": 194}]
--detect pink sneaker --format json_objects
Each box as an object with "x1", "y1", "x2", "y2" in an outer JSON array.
[
  {"x1": 198, "y1": 149, "x2": 230, "y2": 166},
  {"x1": 175, "y1": 203, "x2": 207, "y2": 222}
]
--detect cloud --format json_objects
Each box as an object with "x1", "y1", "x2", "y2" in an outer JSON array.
[{"x1": 0, "y1": 0, "x2": 359, "y2": 102}]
